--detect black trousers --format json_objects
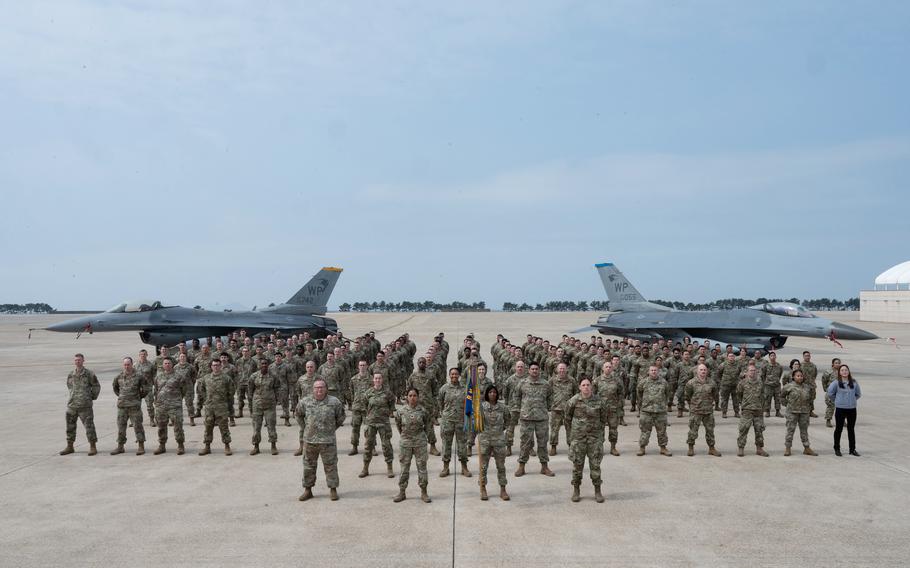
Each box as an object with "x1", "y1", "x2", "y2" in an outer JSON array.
[{"x1": 833, "y1": 408, "x2": 857, "y2": 452}]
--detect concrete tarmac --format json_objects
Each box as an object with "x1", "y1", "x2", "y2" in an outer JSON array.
[{"x1": 1, "y1": 312, "x2": 908, "y2": 567}]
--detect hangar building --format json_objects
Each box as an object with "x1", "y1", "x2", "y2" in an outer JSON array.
[{"x1": 860, "y1": 261, "x2": 910, "y2": 323}]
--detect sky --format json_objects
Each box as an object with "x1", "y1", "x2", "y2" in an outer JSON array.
[{"x1": 1, "y1": 1, "x2": 908, "y2": 310}]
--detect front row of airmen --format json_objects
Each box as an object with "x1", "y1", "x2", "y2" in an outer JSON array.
[{"x1": 60, "y1": 331, "x2": 845, "y2": 503}]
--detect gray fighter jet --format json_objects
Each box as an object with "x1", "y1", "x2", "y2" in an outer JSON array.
[
  {"x1": 581, "y1": 262, "x2": 877, "y2": 351},
  {"x1": 42, "y1": 267, "x2": 343, "y2": 346}
]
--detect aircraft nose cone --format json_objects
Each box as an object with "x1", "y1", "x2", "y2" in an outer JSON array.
[
  {"x1": 830, "y1": 322, "x2": 878, "y2": 341},
  {"x1": 46, "y1": 317, "x2": 92, "y2": 333}
]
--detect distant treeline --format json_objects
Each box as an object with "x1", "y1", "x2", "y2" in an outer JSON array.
[
  {"x1": 501, "y1": 298, "x2": 859, "y2": 312},
  {"x1": 339, "y1": 301, "x2": 488, "y2": 312},
  {"x1": 0, "y1": 303, "x2": 55, "y2": 314}
]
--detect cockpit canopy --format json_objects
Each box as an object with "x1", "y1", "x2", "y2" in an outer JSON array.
[
  {"x1": 751, "y1": 302, "x2": 816, "y2": 318},
  {"x1": 105, "y1": 300, "x2": 165, "y2": 313}
]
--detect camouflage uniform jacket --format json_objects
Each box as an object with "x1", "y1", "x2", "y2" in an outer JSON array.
[
  {"x1": 637, "y1": 378, "x2": 669, "y2": 413},
  {"x1": 549, "y1": 376, "x2": 579, "y2": 412},
  {"x1": 350, "y1": 372, "x2": 373, "y2": 413},
  {"x1": 135, "y1": 360, "x2": 157, "y2": 388},
  {"x1": 296, "y1": 374, "x2": 318, "y2": 401},
  {"x1": 781, "y1": 381, "x2": 813, "y2": 413},
  {"x1": 503, "y1": 372, "x2": 527, "y2": 412},
  {"x1": 438, "y1": 381, "x2": 466, "y2": 426},
  {"x1": 317, "y1": 362, "x2": 345, "y2": 394},
  {"x1": 761, "y1": 362, "x2": 783, "y2": 387},
  {"x1": 249, "y1": 370, "x2": 280, "y2": 409},
  {"x1": 395, "y1": 404, "x2": 432, "y2": 448},
  {"x1": 155, "y1": 371, "x2": 186, "y2": 410},
  {"x1": 198, "y1": 372, "x2": 235, "y2": 416},
  {"x1": 718, "y1": 360, "x2": 742, "y2": 386},
  {"x1": 736, "y1": 375, "x2": 763, "y2": 411},
  {"x1": 296, "y1": 395, "x2": 346, "y2": 444},
  {"x1": 67, "y1": 367, "x2": 101, "y2": 410},
  {"x1": 478, "y1": 401, "x2": 509, "y2": 447},
  {"x1": 406, "y1": 370, "x2": 438, "y2": 409},
  {"x1": 363, "y1": 387, "x2": 395, "y2": 426},
  {"x1": 112, "y1": 370, "x2": 147, "y2": 409},
  {"x1": 565, "y1": 393, "x2": 608, "y2": 442},
  {"x1": 593, "y1": 373, "x2": 624, "y2": 411},
  {"x1": 685, "y1": 379, "x2": 716, "y2": 414},
  {"x1": 515, "y1": 376, "x2": 553, "y2": 421},
  {"x1": 235, "y1": 357, "x2": 258, "y2": 387}
]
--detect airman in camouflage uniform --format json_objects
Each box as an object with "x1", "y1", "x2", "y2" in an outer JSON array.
[
  {"x1": 637, "y1": 365, "x2": 672, "y2": 456},
  {"x1": 111, "y1": 356, "x2": 148, "y2": 455},
  {"x1": 761, "y1": 351, "x2": 784, "y2": 418},
  {"x1": 153, "y1": 358, "x2": 187, "y2": 455},
  {"x1": 294, "y1": 361, "x2": 320, "y2": 456},
  {"x1": 192, "y1": 345, "x2": 213, "y2": 418},
  {"x1": 197, "y1": 359, "x2": 234, "y2": 455},
  {"x1": 317, "y1": 353, "x2": 346, "y2": 403},
  {"x1": 674, "y1": 351, "x2": 694, "y2": 416},
  {"x1": 359, "y1": 373, "x2": 397, "y2": 479},
  {"x1": 801, "y1": 351, "x2": 819, "y2": 417},
  {"x1": 437, "y1": 368, "x2": 472, "y2": 478},
  {"x1": 296, "y1": 379, "x2": 346, "y2": 502},
  {"x1": 348, "y1": 360, "x2": 373, "y2": 455},
  {"x1": 502, "y1": 361, "x2": 528, "y2": 455},
  {"x1": 717, "y1": 352, "x2": 742, "y2": 419},
  {"x1": 273, "y1": 351, "x2": 296, "y2": 426},
  {"x1": 393, "y1": 388, "x2": 433, "y2": 503},
  {"x1": 593, "y1": 361, "x2": 624, "y2": 456},
  {"x1": 781, "y1": 369, "x2": 818, "y2": 456},
  {"x1": 548, "y1": 363, "x2": 579, "y2": 455},
  {"x1": 234, "y1": 347, "x2": 258, "y2": 419},
  {"x1": 60, "y1": 354, "x2": 101, "y2": 456},
  {"x1": 174, "y1": 353, "x2": 196, "y2": 426},
  {"x1": 406, "y1": 357, "x2": 440, "y2": 455},
  {"x1": 514, "y1": 362, "x2": 555, "y2": 477},
  {"x1": 685, "y1": 364, "x2": 721, "y2": 457},
  {"x1": 820, "y1": 358, "x2": 841, "y2": 428},
  {"x1": 478, "y1": 386, "x2": 510, "y2": 501},
  {"x1": 249, "y1": 359, "x2": 281, "y2": 455},
  {"x1": 136, "y1": 349, "x2": 157, "y2": 425},
  {"x1": 736, "y1": 363, "x2": 768, "y2": 457},
  {"x1": 565, "y1": 378, "x2": 608, "y2": 503}
]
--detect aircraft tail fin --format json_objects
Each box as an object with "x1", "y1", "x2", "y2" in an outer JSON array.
[
  {"x1": 595, "y1": 262, "x2": 669, "y2": 312},
  {"x1": 280, "y1": 267, "x2": 343, "y2": 314}
]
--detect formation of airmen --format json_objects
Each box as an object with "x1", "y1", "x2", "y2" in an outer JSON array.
[{"x1": 60, "y1": 329, "x2": 848, "y2": 503}]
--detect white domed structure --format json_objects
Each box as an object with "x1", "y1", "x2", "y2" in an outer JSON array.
[{"x1": 862, "y1": 261, "x2": 910, "y2": 323}]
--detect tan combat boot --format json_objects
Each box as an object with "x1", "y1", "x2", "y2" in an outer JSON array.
[
  {"x1": 660, "y1": 446, "x2": 672, "y2": 457},
  {"x1": 250, "y1": 444, "x2": 260, "y2": 456},
  {"x1": 594, "y1": 484, "x2": 605, "y2": 503},
  {"x1": 224, "y1": 443, "x2": 232, "y2": 456},
  {"x1": 298, "y1": 488, "x2": 313, "y2": 501},
  {"x1": 550, "y1": 445, "x2": 557, "y2": 456},
  {"x1": 708, "y1": 446, "x2": 722, "y2": 457},
  {"x1": 803, "y1": 447, "x2": 818, "y2": 456},
  {"x1": 110, "y1": 444, "x2": 125, "y2": 455},
  {"x1": 428, "y1": 443, "x2": 440, "y2": 456},
  {"x1": 421, "y1": 488, "x2": 432, "y2": 503},
  {"x1": 677, "y1": 408, "x2": 684, "y2": 418},
  {"x1": 88, "y1": 443, "x2": 97, "y2": 456},
  {"x1": 387, "y1": 463, "x2": 395, "y2": 478},
  {"x1": 540, "y1": 464, "x2": 554, "y2": 477},
  {"x1": 270, "y1": 442, "x2": 278, "y2": 455},
  {"x1": 810, "y1": 411, "x2": 818, "y2": 418},
  {"x1": 154, "y1": 443, "x2": 166, "y2": 455},
  {"x1": 199, "y1": 443, "x2": 211, "y2": 456},
  {"x1": 826, "y1": 419, "x2": 833, "y2": 428},
  {"x1": 722, "y1": 411, "x2": 728, "y2": 419},
  {"x1": 637, "y1": 446, "x2": 646, "y2": 456},
  {"x1": 764, "y1": 411, "x2": 770, "y2": 418},
  {"x1": 439, "y1": 461, "x2": 450, "y2": 478},
  {"x1": 480, "y1": 485, "x2": 488, "y2": 501},
  {"x1": 284, "y1": 417, "x2": 291, "y2": 427},
  {"x1": 177, "y1": 443, "x2": 185, "y2": 455},
  {"x1": 784, "y1": 446, "x2": 792, "y2": 456},
  {"x1": 734, "y1": 411, "x2": 740, "y2": 418},
  {"x1": 500, "y1": 486, "x2": 510, "y2": 501},
  {"x1": 737, "y1": 447, "x2": 745, "y2": 457},
  {"x1": 506, "y1": 446, "x2": 512, "y2": 456},
  {"x1": 59, "y1": 442, "x2": 75, "y2": 456},
  {"x1": 135, "y1": 442, "x2": 143, "y2": 456},
  {"x1": 238, "y1": 409, "x2": 244, "y2": 418},
  {"x1": 514, "y1": 463, "x2": 525, "y2": 477},
  {"x1": 610, "y1": 443, "x2": 620, "y2": 456},
  {"x1": 229, "y1": 417, "x2": 236, "y2": 427},
  {"x1": 571, "y1": 484, "x2": 581, "y2": 503},
  {"x1": 189, "y1": 416, "x2": 196, "y2": 427},
  {"x1": 359, "y1": 463, "x2": 370, "y2": 478},
  {"x1": 348, "y1": 445, "x2": 358, "y2": 456},
  {"x1": 756, "y1": 446, "x2": 769, "y2": 457},
  {"x1": 687, "y1": 444, "x2": 695, "y2": 456},
  {"x1": 294, "y1": 443, "x2": 303, "y2": 457},
  {"x1": 775, "y1": 410, "x2": 783, "y2": 418},
  {"x1": 393, "y1": 489, "x2": 406, "y2": 503},
  {"x1": 460, "y1": 462, "x2": 472, "y2": 477},
  {"x1": 330, "y1": 488, "x2": 339, "y2": 501}
]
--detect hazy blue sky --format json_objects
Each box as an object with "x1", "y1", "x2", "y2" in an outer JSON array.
[{"x1": 1, "y1": 2, "x2": 908, "y2": 310}]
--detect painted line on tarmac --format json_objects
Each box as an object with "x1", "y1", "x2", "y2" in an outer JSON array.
[{"x1": 373, "y1": 314, "x2": 418, "y2": 334}]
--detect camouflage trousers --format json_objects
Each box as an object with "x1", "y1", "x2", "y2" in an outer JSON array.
[
  {"x1": 399, "y1": 444, "x2": 429, "y2": 490},
  {"x1": 156, "y1": 405, "x2": 184, "y2": 445},
  {"x1": 605, "y1": 408, "x2": 621, "y2": 445},
  {"x1": 809, "y1": 387, "x2": 817, "y2": 413},
  {"x1": 519, "y1": 419, "x2": 550, "y2": 465},
  {"x1": 570, "y1": 437, "x2": 604, "y2": 485},
  {"x1": 506, "y1": 410, "x2": 521, "y2": 447},
  {"x1": 763, "y1": 384, "x2": 781, "y2": 413},
  {"x1": 719, "y1": 383, "x2": 740, "y2": 414},
  {"x1": 203, "y1": 412, "x2": 231, "y2": 445},
  {"x1": 479, "y1": 441, "x2": 507, "y2": 487},
  {"x1": 66, "y1": 406, "x2": 97, "y2": 443},
  {"x1": 236, "y1": 384, "x2": 248, "y2": 413},
  {"x1": 303, "y1": 442, "x2": 339, "y2": 489},
  {"x1": 364, "y1": 422, "x2": 394, "y2": 465},
  {"x1": 785, "y1": 410, "x2": 810, "y2": 448},
  {"x1": 440, "y1": 423, "x2": 467, "y2": 464},
  {"x1": 713, "y1": 379, "x2": 721, "y2": 407},
  {"x1": 420, "y1": 404, "x2": 437, "y2": 445},
  {"x1": 251, "y1": 404, "x2": 277, "y2": 445},
  {"x1": 116, "y1": 406, "x2": 145, "y2": 445},
  {"x1": 666, "y1": 379, "x2": 677, "y2": 405},
  {"x1": 639, "y1": 411, "x2": 668, "y2": 447},
  {"x1": 686, "y1": 412, "x2": 716, "y2": 446},
  {"x1": 184, "y1": 381, "x2": 195, "y2": 416},
  {"x1": 288, "y1": 388, "x2": 300, "y2": 421},
  {"x1": 549, "y1": 409, "x2": 569, "y2": 447},
  {"x1": 350, "y1": 409, "x2": 365, "y2": 446},
  {"x1": 628, "y1": 377, "x2": 638, "y2": 407},
  {"x1": 143, "y1": 393, "x2": 156, "y2": 423},
  {"x1": 824, "y1": 394, "x2": 835, "y2": 422},
  {"x1": 279, "y1": 387, "x2": 290, "y2": 420},
  {"x1": 674, "y1": 381, "x2": 688, "y2": 408},
  {"x1": 737, "y1": 409, "x2": 764, "y2": 448}
]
